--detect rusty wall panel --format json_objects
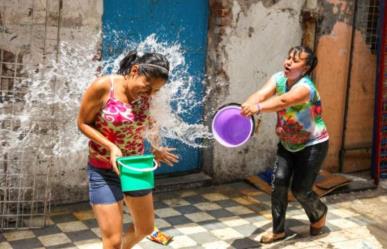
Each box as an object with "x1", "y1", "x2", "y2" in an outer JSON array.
[
  {"x1": 315, "y1": 21, "x2": 352, "y2": 172},
  {"x1": 342, "y1": 30, "x2": 376, "y2": 172},
  {"x1": 341, "y1": 0, "x2": 378, "y2": 172},
  {"x1": 315, "y1": 0, "x2": 378, "y2": 173}
]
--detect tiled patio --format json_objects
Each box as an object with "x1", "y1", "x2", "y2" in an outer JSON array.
[{"x1": 0, "y1": 181, "x2": 385, "y2": 249}]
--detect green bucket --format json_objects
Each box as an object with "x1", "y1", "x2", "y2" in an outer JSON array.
[{"x1": 117, "y1": 154, "x2": 158, "y2": 192}]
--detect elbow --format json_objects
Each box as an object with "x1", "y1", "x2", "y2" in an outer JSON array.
[
  {"x1": 77, "y1": 120, "x2": 82, "y2": 132},
  {"x1": 77, "y1": 117, "x2": 85, "y2": 131},
  {"x1": 277, "y1": 99, "x2": 289, "y2": 110}
]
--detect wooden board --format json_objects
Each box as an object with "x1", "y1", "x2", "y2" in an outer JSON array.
[{"x1": 245, "y1": 171, "x2": 351, "y2": 201}]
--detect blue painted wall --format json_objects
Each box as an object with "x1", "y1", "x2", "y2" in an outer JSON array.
[{"x1": 102, "y1": 0, "x2": 209, "y2": 174}]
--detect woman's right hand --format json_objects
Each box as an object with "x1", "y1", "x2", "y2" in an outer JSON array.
[
  {"x1": 241, "y1": 102, "x2": 260, "y2": 116},
  {"x1": 152, "y1": 147, "x2": 179, "y2": 167},
  {"x1": 109, "y1": 145, "x2": 123, "y2": 176}
]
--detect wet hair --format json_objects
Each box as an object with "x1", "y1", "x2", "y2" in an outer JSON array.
[
  {"x1": 117, "y1": 50, "x2": 170, "y2": 80},
  {"x1": 288, "y1": 45, "x2": 318, "y2": 75}
]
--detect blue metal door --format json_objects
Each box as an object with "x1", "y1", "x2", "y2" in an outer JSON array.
[{"x1": 102, "y1": 0, "x2": 209, "y2": 175}]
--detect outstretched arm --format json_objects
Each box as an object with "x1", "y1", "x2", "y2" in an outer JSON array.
[
  {"x1": 259, "y1": 85, "x2": 310, "y2": 112},
  {"x1": 241, "y1": 84, "x2": 310, "y2": 116},
  {"x1": 241, "y1": 75, "x2": 277, "y2": 116}
]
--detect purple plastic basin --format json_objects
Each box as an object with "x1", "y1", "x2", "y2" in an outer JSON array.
[{"x1": 211, "y1": 103, "x2": 255, "y2": 147}]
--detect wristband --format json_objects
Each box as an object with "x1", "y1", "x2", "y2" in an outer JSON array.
[{"x1": 256, "y1": 103, "x2": 262, "y2": 114}]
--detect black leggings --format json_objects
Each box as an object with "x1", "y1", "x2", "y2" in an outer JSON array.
[{"x1": 271, "y1": 141, "x2": 329, "y2": 233}]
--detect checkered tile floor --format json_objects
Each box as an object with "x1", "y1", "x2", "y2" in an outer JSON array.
[{"x1": 0, "y1": 182, "x2": 383, "y2": 249}]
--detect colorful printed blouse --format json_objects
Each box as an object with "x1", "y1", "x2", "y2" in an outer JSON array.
[
  {"x1": 274, "y1": 71, "x2": 329, "y2": 152},
  {"x1": 88, "y1": 76, "x2": 151, "y2": 169}
]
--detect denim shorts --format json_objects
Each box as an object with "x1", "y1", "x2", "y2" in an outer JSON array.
[{"x1": 87, "y1": 164, "x2": 153, "y2": 205}]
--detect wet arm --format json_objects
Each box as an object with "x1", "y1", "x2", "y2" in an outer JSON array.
[
  {"x1": 259, "y1": 85, "x2": 310, "y2": 113},
  {"x1": 77, "y1": 77, "x2": 116, "y2": 151}
]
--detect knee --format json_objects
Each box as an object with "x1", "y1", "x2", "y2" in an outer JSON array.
[
  {"x1": 272, "y1": 168, "x2": 290, "y2": 188},
  {"x1": 291, "y1": 188, "x2": 310, "y2": 201},
  {"x1": 272, "y1": 172, "x2": 289, "y2": 188},
  {"x1": 105, "y1": 234, "x2": 122, "y2": 249}
]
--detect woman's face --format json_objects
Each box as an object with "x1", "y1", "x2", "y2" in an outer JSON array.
[
  {"x1": 129, "y1": 65, "x2": 166, "y2": 98},
  {"x1": 132, "y1": 75, "x2": 166, "y2": 97},
  {"x1": 283, "y1": 50, "x2": 309, "y2": 81}
]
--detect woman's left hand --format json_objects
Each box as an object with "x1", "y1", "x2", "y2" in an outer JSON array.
[{"x1": 153, "y1": 147, "x2": 179, "y2": 167}]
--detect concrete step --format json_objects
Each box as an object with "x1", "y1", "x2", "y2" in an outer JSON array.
[{"x1": 155, "y1": 172, "x2": 213, "y2": 193}]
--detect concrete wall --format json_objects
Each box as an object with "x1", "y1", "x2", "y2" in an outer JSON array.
[
  {"x1": 204, "y1": 0, "x2": 307, "y2": 182},
  {"x1": 0, "y1": 0, "x2": 102, "y2": 65},
  {"x1": 0, "y1": 0, "x2": 102, "y2": 203}
]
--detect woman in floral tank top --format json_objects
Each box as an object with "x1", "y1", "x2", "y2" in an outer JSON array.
[
  {"x1": 241, "y1": 46, "x2": 329, "y2": 243},
  {"x1": 78, "y1": 51, "x2": 178, "y2": 249}
]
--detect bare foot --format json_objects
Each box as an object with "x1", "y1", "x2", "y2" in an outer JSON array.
[{"x1": 260, "y1": 231, "x2": 286, "y2": 243}]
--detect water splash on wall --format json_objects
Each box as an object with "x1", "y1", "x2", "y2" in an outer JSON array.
[{"x1": 1, "y1": 33, "x2": 212, "y2": 176}]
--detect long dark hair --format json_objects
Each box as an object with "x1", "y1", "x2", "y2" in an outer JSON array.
[
  {"x1": 117, "y1": 50, "x2": 170, "y2": 80},
  {"x1": 288, "y1": 46, "x2": 318, "y2": 75}
]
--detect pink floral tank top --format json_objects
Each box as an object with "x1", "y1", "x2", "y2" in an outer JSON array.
[{"x1": 88, "y1": 76, "x2": 151, "y2": 169}]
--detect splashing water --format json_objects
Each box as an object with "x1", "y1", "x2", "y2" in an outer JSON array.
[
  {"x1": 133, "y1": 35, "x2": 213, "y2": 148},
  {"x1": 1, "y1": 33, "x2": 213, "y2": 174},
  {"x1": 102, "y1": 33, "x2": 214, "y2": 148}
]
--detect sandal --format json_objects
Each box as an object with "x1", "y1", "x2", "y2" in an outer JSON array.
[
  {"x1": 310, "y1": 207, "x2": 328, "y2": 236},
  {"x1": 260, "y1": 232, "x2": 286, "y2": 244}
]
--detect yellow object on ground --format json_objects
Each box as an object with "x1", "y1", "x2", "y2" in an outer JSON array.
[{"x1": 147, "y1": 226, "x2": 173, "y2": 245}]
